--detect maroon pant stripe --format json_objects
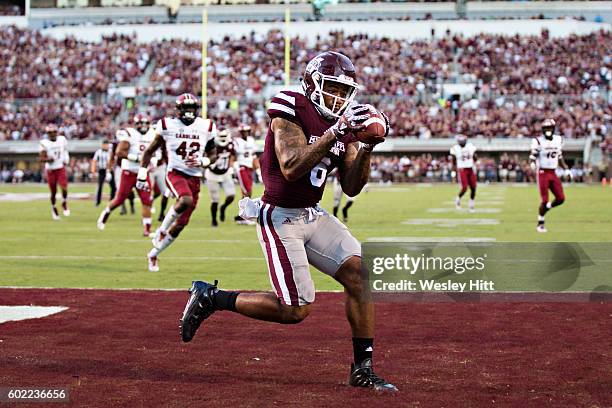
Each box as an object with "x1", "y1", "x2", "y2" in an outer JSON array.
[
  {"x1": 265, "y1": 205, "x2": 299, "y2": 306},
  {"x1": 259, "y1": 205, "x2": 283, "y2": 300}
]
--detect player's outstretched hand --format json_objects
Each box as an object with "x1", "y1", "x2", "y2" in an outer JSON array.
[{"x1": 330, "y1": 104, "x2": 370, "y2": 138}]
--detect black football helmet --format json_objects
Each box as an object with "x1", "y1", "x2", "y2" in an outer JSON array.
[{"x1": 301, "y1": 51, "x2": 359, "y2": 120}]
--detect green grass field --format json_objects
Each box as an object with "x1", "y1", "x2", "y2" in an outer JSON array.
[{"x1": 0, "y1": 182, "x2": 610, "y2": 290}]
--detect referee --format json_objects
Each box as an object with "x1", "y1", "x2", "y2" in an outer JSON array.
[{"x1": 91, "y1": 139, "x2": 116, "y2": 206}]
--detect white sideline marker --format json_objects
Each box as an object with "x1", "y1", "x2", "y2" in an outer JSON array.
[{"x1": 0, "y1": 306, "x2": 68, "y2": 324}]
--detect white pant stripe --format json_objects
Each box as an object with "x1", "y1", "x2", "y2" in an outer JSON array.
[{"x1": 262, "y1": 204, "x2": 292, "y2": 304}]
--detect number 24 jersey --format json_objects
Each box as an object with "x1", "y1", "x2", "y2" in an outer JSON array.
[{"x1": 155, "y1": 117, "x2": 217, "y2": 177}]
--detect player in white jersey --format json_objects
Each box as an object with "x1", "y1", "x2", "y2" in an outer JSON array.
[
  {"x1": 39, "y1": 124, "x2": 70, "y2": 220},
  {"x1": 97, "y1": 114, "x2": 155, "y2": 236},
  {"x1": 449, "y1": 134, "x2": 478, "y2": 212},
  {"x1": 529, "y1": 118, "x2": 571, "y2": 233},
  {"x1": 138, "y1": 93, "x2": 217, "y2": 272},
  {"x1": 233, "y1": 124, "x2": 259, "y2": 224},
  {"x1": 205, "y1": 129, "x2": 236, "y2": 227}
]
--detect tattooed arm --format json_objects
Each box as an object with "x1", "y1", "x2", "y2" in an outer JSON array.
[
  {"x1": 272, "y1": 117, "x2": 337, "y2": 182},
  {"x1": 338, "y1": 142, "x2": 371, "y2": 197}
]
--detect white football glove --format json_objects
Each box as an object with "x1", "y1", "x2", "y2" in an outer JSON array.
[
  {"x1": 135, "y1": 167, "x2": 149, "y2": 191},
  {"x1": 329, "y1": 104, "x2": 370, "y2": 138},
  {"x1": 564, "y1": 169, "x2": 573, "y2": 180},
  {"x1": 105, "y1": 171, "x2": 112, "y2": 183},
  {"x1": 530, "y1": 162, "x2": 537, "y2": 171}
]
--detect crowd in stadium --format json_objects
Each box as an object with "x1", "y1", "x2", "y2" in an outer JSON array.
[{"x1": 0, "y1": 25, "x2": 610, "y2": 142}]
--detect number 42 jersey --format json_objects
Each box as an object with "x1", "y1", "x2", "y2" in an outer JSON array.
[{"x1": 155, "y1": 117, "x2": 217, "y2": 177}]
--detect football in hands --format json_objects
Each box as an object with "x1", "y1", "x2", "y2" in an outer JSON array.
[{"x1": 353, "y1": 104, "x2": 386, "y2": 144}]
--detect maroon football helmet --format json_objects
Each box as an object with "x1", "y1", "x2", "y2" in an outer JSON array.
[
  {"x1": 176, "y1": 93, "x2": 200, "y2": 125},
  {"x1": 542, "y1": 118, "x2": 556, "y2": 139},
  {"x1": 133, "y1": 113, "x2": 151, "y2": 134},
  {"x1": 301, "y1": 51, "x2": 359, "y2": 120}
]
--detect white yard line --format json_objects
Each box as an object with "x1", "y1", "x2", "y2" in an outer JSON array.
[
  {"x1": 402, "y1": 218, "x2": 500, "y2": 226},
  {"x1": 367, "y1": 237, "x2": 496, "y2": 242},
  {"x1": 427, "y1": 208, "x2": 501, "y2": 214},
  {"x1": 0, "y1": 255, "x2": 260, "y2": 261}
]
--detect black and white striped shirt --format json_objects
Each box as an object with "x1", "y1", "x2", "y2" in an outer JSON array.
[{"x1": 93, "y1": 148, "x2": 110, "y2": 170}]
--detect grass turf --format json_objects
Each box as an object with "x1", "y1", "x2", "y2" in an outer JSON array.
[{"x1": 0, "y1": 182, "x2": 610, "y2": 290}]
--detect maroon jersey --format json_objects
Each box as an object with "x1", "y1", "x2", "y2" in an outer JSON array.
[
  {"x1": 261, "y1": 90, "x2": 353, "y2": 208},
  {"x1": 210, "y1": 141, "x2": 235, "y2": 175}
]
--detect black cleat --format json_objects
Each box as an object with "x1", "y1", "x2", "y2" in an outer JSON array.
[
  {"x1": 348, "y1": 359, "x2": 398, "y2": 392},
  {"x1": 211, "y1": 219, "x2": 218, "y2": 227},
  {"x1": 180, "y1": 280, "x2": 218, "y2": 343}
]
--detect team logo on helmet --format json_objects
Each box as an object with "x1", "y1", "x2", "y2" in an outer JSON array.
[{"x1": 301, "y1": 51, "x2": 359, "y2": 120}]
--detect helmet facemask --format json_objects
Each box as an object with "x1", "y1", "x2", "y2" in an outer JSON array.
[
  {"x1": 135, "y1": 117, "x2": 150, "y2": 134},
  {"x1": 215, "y1": 131, "x2": 231, "y2": 147},
  {"x1": 306, "y1": 72, "x2": 358, "y2": 120}
]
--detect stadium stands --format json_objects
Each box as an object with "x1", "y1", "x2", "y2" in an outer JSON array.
[{"x1": 0, "y1": 25, "x2": 609, "y2": 142}]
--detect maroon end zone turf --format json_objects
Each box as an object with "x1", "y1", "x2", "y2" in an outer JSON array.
[{"x1": 0, "y1": 289, "x2": 610, "y2": 407}]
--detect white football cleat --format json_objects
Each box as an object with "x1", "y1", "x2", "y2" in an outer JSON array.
[
  {"x1": 152, "y1": 228, "x2": 166, "y2": 249},
  {"x1": 468, "y1": 207, "x2": 475, "y2": 214},
  {"x1": 148, "y1": 254, "x2": 159, "y2": 272},
  {"x1": 536, "y1": 225, "x2": 547, "y2": 233},
  {"x1": 97, "y1": 221, "x2": 105, "y2": 230},
  {"x1": 455, "y1": 197, "x2": 461, "y2": 210},
  {"x1": 51, "y1": 210, "x2": 60, "y2": 221},
  {"x1": 63, "y1": 209, "x2": 70, "y2": 217}
]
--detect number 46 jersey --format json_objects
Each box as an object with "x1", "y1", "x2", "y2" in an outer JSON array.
[
  {"x1": 530, "y1": 135, "x2": 563, "y2": 170},
  {"x1": 156, "y1": 117, "x2": 217, "y2": 177}
]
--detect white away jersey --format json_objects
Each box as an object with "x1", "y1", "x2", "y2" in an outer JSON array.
[
  {"x1": 234, "y1": 136, "x2": 256, "y2": 168},
  {"x1": 116, "y1": 127, "x2": 155, "y2": 173},
  {"x1": 531, "y1": 135, "x2": 563, "y2": 169},
  {"x1": 450, "y1": 142, "x2": 477, "y2": 169},
  {"x1": 39, "y1": 136, "x2": 69, "y2": 170},
  {"x1": 156, "y1": 117, "x2": 216, "y2": 177}
]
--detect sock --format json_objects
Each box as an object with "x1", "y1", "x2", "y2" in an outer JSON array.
[
  {"x1": 546, "y1": 202, "x2": 552, "y2": 210},
  {"x1": 333, "y1": 206, "x2": 339, "y2": 217},
  {"x1": 353, "y1": 338, "x2": 374, "y2": 365},
  {"x1": 98, "y1": 206, "x2": 111, "y2": 224},
  {"x1": 538, "y1": 215, "x2": 545, "y2": 225},
  {"x1": 62, "y1": 200, "x2": 68, "y2": 210},
  {"x1": 212, "y1": 290, "x2": 239, "y2": 312},
  {"x1": 342, "y1": 201, "x2": 353, "y2": 218},
  {"x1": 160, "y1": 196, "x2": 168, "y2": 218},
  {"x1": 160, "y1": 207, "x2": 179, "y2": 232},
  {"x1": 52, "y1": 206, "x2": 59, "y2": 216},
  {"x1": 142, "y1": 217, "x2": 152, "y2": 233},
  {"x1": 149, "y1": 234, "x2": 175, "y2": 257},
  {"x1": 211, "y1": 202, "x2": 218, "y2": 223}
]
